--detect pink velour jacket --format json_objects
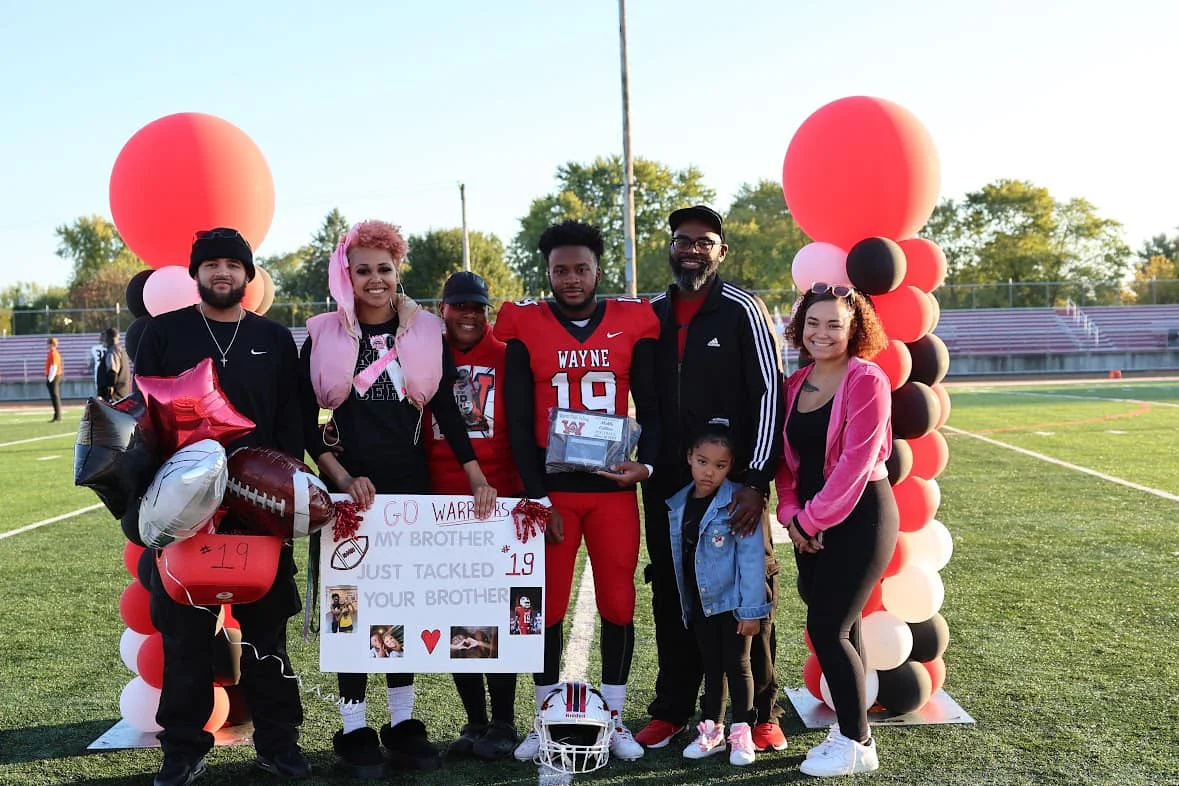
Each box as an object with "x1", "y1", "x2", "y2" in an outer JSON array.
[{"x1": 774, "y1": 356, "x2": 892, "y2": 538}]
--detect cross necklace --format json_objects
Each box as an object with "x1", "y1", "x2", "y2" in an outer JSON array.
[{"x1": 199, "y1": 303, "x2": 244, "y2": 367}]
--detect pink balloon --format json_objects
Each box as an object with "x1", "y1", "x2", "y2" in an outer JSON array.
[
  {"x1": 144, "y1": 266, "x2": 199, "y2": 317},
  {"x1": 791, "y1": 242, "x2": 849, "y2": 291}
]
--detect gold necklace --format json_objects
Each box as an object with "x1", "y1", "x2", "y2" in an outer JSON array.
[{"x1": 199, "y1": 303, "x2": 244, "y2": 367}]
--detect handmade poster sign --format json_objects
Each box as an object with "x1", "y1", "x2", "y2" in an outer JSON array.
[{"x1": 319, "y1": 494, "x2": 544, "y2": 673}]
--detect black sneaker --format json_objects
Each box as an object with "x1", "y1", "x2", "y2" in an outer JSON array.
[
  {"x1": 256, "y1": 744, "x2": 312, "y2": 779},
  {"x1": 380, "y1": 719, "x2": 443, "y2": 771},
  {"x1": 331, "y1": 727, "x2": 385, "y2": 779},
  {"x1": 154, "y1": 755, "x2": 207, "y2": 786},
  {"x1": 448, "y1": 722, "x2": 486, "y2": 757},
  {"x1": 472, "y1": 720, "x2": 518, "y2": 760}
]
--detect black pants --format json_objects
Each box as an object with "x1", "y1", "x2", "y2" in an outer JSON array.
[
  {"x1": 642, "y1": 467, "x2": 782, "y2": 727},
  {"x1": 693, "y1": 611, "x2": 755, "y2": 726},
  {"x1": 452, "y1": 673, "x2": 517, "y2": 725},
  {"x1": 338, "y1": 672, "x2": 413, "y2": 703},
  {"x1": 796, "y1": 479, "x2": 898, "y2": 743},
  {"x1": 149, "y1": 544, "x2": 304, "y2": 759},
  {"x1": 46, "y1": 378, "x2": 61, "y2": 420}
]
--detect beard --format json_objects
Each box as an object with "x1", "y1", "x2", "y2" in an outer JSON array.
[
  {"x1": 669, "y1": 251, "x2": 719, "y2": 292},
  {"x1": 198, "y1": 281, "x2": 246, "y2": 310},
  {"x1": 551, "y1": 282, "x2": 597, "y2": 313}
]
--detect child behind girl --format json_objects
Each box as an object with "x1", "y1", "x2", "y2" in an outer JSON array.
[{"x1": 667, "y1": 425, "x2": 771, "y2": 766}]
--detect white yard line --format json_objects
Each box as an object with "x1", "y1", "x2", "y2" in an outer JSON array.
[
  {"x1": 0, "y1": 503, "x2": 105, "y2": 541},
  {"x1": 944, "y1": 426, "x2": 1179, "y2": 503},
  {"x1": 1001, "y1": 390, "x2": 1179, "y2": 408},
  {"x1": 0, "y1": 432, "x2": 75, "y2": 448},
  {"x1": 560, "y1": 562, "x2": 596, "y2": 683}
]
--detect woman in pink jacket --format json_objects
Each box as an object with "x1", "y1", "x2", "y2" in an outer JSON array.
[{"x1": 775, "y1": 283, "x2": 897, "y2": 778}]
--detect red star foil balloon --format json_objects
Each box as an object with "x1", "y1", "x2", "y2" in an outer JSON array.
[{"x1": 136, "y1": 357, "x2": 255, "y2": 457}]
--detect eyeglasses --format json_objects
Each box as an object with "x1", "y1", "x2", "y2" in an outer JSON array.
[
  {"x1": 671, "y1": 236, "x2": 721, "y2": 253},
  {"x1": 811, "y1": 282, "x2": 854, "y2": 299},
  {"x1": 193, "y1": 227, "x2": 244, "y2": 242}
]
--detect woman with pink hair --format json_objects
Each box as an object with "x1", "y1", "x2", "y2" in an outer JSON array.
[{"x1": 300, "y1": 219, "x2": 497, "y2": 777}]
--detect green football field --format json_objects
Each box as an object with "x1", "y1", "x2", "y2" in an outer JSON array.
[{"x1": 2, "y1": 378, "x2": 1177, "y2": 785}]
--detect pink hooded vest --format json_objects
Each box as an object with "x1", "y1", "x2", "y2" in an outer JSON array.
[{"x1": 305, "y1": 224, "x2": 443, "y2": 412}]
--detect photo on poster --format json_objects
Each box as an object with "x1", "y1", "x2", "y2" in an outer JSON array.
[
  {"x1": 369, "y1": 625, "x2": 405, "y2": 658},
  {"x1": 326, "y1": 586, "x2": 358, "y2": 634},
  {"x1": 450, "y1": 626, "x2": 498, "y2": 659},
  {"x1": 509, "y1": 586, "x2": 543, "y2": 635}
]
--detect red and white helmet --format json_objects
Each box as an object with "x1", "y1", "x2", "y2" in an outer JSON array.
[{"x1": 535, "y1": 681, "x2": 612, "y2": 773}]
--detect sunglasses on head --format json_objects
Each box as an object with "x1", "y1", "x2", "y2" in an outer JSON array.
[
  {"x1": 193, "y1": 227, "x2": 244, "y2": 242},
  {"x1": 811, "y1": 282, "x2": 854, "y2": 298}
]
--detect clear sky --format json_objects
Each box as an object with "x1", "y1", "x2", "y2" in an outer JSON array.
[{"x1": 1, "y1": 0, "x2": 1174, "y2": 290}]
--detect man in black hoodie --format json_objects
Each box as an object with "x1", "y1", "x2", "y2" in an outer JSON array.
[{"x1": 634, "y1": 205, "x2": 788, "y2": 753}]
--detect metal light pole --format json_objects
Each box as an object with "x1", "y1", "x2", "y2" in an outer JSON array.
[
  {"x1": 460, "y1": 182, "x2": 471, "y2": 272},
  {"x1": 618, "y1": 0, "x2": 637, "y2": 296}
]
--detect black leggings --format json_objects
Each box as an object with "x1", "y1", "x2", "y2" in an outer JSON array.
[
  {"x1": 531, "y1": 618, "x2": 634, "y2": 687},
  {"x1": 795, "y1": 479, "x2": 898, "y2": 743},
  {"x1": 692, "y1": 612, "x2": 755, "y2": 726},
  {"x1": 452, "y1": 673, "x2": 517, "y2": 725}
]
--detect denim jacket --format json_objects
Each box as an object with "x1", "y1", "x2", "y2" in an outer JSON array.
[{"x1": 667, "y1": 479, "x2": 771, "y2": 626}]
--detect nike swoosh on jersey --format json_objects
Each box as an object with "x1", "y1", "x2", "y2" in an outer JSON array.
[
  {"x1": 607, "y1": 331, "x2": 624, "y2": 339},
  {"x1": 250, "y1": 349, "x2": 267, "y2": 355}
]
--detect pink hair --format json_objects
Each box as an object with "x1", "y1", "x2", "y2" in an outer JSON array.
[{"x1": 347, "y1": 219, "x2": 408, "y2": 262}]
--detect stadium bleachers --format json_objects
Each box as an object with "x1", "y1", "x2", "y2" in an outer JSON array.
[{"x1": 3, "y1": 304, "x2": 1176, "y2": 383}]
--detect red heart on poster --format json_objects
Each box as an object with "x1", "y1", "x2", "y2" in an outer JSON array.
[{"x1": 421, "y1": 629, "x2": 441, "y2": 654}]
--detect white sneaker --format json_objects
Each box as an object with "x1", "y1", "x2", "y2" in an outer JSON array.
[
  {"x1": 610, "y1": 716, "x2": 644, "y2": 761},
  {"x1": 727, "y1": 722, "x2": 756, "y2": 766},
  {"x1": 682, "y1": 720, "x2": 727, "y2": 760},
  {"x1": 799, "y1": 731, "x2": 879, "y2": 777},
  {"x1": 513, "y1": 728, "x2": 541, "y2": 762},
  {"x1": 807, "y1": 723, "x2": 841, "y2": 759}
]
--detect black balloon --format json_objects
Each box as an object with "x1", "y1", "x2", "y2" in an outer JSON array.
[
  {"x1": 876, "y1": 660, "x2": 933, "y2": 715},
  {"x1": 125, "y1": 269, "x2": 153, "y2": 319},
  {"x1": 74, "y1": 397, "x2": 159, "y2": 518},
  {"x1": 136, "y1": 542, "x2": 155, "y2": 589},
  {"x1": 891, "y1": 382, "x2": 939, "y2": 440},
  {"x1": 125, "y1": 315, "x2": 151, "y2": 361},
  {"x1": 909, "y1": 613, "x2": 950, "y2": 662},
  {"x1": 886, "y1": 438, "x2": 913, "y2": 485},
  {"x1": 906, "y1": 334, "x2": 950, "y2": 387},
  {"x1": 121, "y1": 496, "x2": 146, "y2": 547},
  {"x1": 846, "y1": 237, "x2": 907, "y2": 295}
]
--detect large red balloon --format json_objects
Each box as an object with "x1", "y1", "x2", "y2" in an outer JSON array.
[
  {"x1": 893, "y1": 476, "x2": 938, "y2": 532},
  {"x1": 119, "y1": 581, "x2": 156, "y2": 635},
  {"x1": 909, "y1": 430, "x2": 950, "y2": 480},
  {"x1": 110, "y1": 113, "x2": 274, "y2": 269},
  {"x1": 137, "y1": 632, "x2": 165, "y2": 689},
  {"x1": 782, "y1": 96, "x2": 940, "y2": 250},
  {"x1": 874, "y1": 340, "x2": 912, "y2": 391},
  {"x1": 872, "y1": 286, "x2": 933, "y2": 344}
]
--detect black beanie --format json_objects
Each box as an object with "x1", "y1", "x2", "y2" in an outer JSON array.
[{"x1": 189, "y1": 229, "x2": 255, "y2": 281}]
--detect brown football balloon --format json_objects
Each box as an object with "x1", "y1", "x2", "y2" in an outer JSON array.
[{"x1": 223, "y1": 447, "x2": 335, "y2": 538}]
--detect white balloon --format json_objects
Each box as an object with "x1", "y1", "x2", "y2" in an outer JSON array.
[
  {"x1": 882, "y1": 564, "x2": 945, "y2": 623},
  {"x1": 928, "y1": 478, "x2": 942, "y2": 512},
  {"x1": 819, "y1": 669, "x2": 879, "y2": 712},
  {"x1": 861, "y1": 611, "x2": 914, "y2": 671},
  {"x1": 119, "y1": 628, "x2": 149, "y2": 674},
  {"x1": 119, "y1": 676, "x2": 163, "y2": 733},
  {"x1": 905, "y1": 519, "x2": 954, "y2": 572},
  {"x1": 791, "y1": 242, "x2": 850, "y2": 292},
  {"x1": 139, "y1": 439, "x2": 227, "y2": 548}
]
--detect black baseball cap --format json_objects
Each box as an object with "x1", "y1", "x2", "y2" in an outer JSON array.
[
  {"x1": 669, "y1": 205, "x2": 725, "y2": 241},
  {"x1": 442, "y1": 271, "x2": 491, "y2": 306}
]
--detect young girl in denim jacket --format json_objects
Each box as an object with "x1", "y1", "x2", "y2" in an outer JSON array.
[{"x1": 667, "y1": 425, "x2": 771, "y2": 766}]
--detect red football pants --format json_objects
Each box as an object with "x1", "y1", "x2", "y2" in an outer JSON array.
[{"x1": 545, "y1": 490, "x2": 639, "y2": 626}]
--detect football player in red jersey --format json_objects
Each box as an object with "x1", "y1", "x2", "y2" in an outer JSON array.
[{"x1": 495, "y1": 220, "x2": 659, "y2": 763}]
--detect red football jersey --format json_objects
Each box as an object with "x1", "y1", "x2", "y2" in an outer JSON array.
[
  {"x1": 426, "y1": 327, "x2": 522, "y2": 495},
  {"x1": 494, "y1": 297, "x2": 659, "y2": 448}
]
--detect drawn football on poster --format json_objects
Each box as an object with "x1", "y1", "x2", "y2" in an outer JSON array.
[
  {"x1": 330, "y1": 536, "x2": 370, "y2": 570},
  {"x1": 223, "y1": 447, "x2": 335, "y2": 538}
]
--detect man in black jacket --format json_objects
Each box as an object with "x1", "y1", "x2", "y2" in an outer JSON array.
[{"x1": 634, "y1": 205, "x2": 788, "y2": 753}]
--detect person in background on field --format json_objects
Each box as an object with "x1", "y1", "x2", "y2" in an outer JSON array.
[
  {"x1": 775, "y1": 283, "x2": 897, "y2": 778},
  {"x1": 45, "y1": 337, "x2": 63, "y2": 422}
]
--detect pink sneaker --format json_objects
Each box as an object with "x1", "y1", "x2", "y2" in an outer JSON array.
[
  {"x1": 727, "y1": 722, "x2": 756, "y2": 766},
  {"x1": 682, "y1": 720, "x2": 726, "y2": 759}
]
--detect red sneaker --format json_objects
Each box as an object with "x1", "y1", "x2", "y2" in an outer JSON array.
[
  {"x1": 633, "y1": 719, "x2": 686, "y2": 749},
  {"x1": 752, "y1": 722, "x2": 788, "y2": 751}
]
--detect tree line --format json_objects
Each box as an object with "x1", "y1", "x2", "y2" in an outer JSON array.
[{"x1": 6, "y1": 157, "x2": 1178, "y2": 334}]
